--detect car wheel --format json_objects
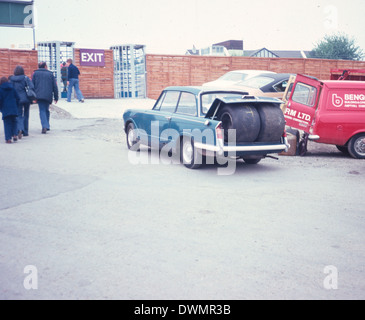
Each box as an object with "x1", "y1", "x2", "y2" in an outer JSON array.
[
  {"x1": 243, "y1": 158, "x2": 262, "y2": 165},
  {"x1": 348, "y1": 134, "x2": 365, "y2": 159},
  {"x1": 180, "y1": 137, "x2": 202, "y2": 169},
  {"x1": 126, "y1": 123, "x2": 140, "y2": 151}
]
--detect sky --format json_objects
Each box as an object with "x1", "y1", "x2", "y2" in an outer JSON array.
[{"x1": 1, "y1": 0, "x2": 365, "y2": 56}]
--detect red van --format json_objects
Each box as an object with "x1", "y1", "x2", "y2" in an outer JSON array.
[{"x1": 284, "y1": 74, "x2": 365, "y2": 159}]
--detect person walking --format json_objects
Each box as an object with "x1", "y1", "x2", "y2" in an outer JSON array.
[
  {"x1": 61, "y1": 62, "x2": 68, "y2": 92},
  {"x1": 10, "y1": 65, "x2": 35, "y2": 138},
  {"x1": 32, "y1": 62, "x2": 59, "y2": 134},
  {"x1": 67, "y1": 59, "x2": 84, "y2": 103},
  {"x1": 0, "y1": 77, "x2": 20, "y2": 144}
]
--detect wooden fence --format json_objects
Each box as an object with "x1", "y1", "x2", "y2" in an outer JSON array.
[
  {"x1": 74, "y1": 48, "x2": 114, "y2": 99},
  {"x1": 146, "y1": 54, "x2": 365, "y2": 99},
  {"x1": 0, "y1": 48, "x2": 115, "y2": 99},
  {"x1": 2, "y1": 48, "x2": 365, "y2": 100},
  {"x1": 0, "y1": 49, "x2": 38, "y2": 79}
]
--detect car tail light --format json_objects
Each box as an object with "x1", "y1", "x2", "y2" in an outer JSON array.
[
  {"x1": 216, "y1": 123, "x2": 224, "y2": 140},
  {"x1": 216, "y1": 122, "x2": 224, "y2": 156},
  {"x1": 282, "y1": 129, "x2": 287, "y2": 138}
]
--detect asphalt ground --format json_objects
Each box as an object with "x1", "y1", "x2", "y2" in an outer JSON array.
[{"x1": 0, "y1": 99, "x2": 364, "y2": 300}]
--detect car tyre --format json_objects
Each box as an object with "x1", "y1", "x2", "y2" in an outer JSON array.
[
  {"x1": 180, "y1": 136, "x2": 202, "y2": 169},
  {"x1": 243, "y1": 158, "x2": 262, "y2": 165},
  {"x1": 348, "y1": 133, "x2": 365, "y2": 159},
  {"x1": 336, "y1": 145, "x2": 349, "y2": 155},
  {"x1": 126, "y1": 122, "x2": 140, "y2": 151},
  {"x1": 218, "y1": 104, "x2": 261, "y2": 143},
  {"x1": 256, "y1": 104, "x2": 286, "y2": 142}
]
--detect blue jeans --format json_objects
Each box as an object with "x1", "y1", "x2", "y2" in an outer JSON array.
[
  {"x1": 17, "y1": 103, "x2": 30, "y2": 135},
  {"x1": 38, "y1": 101, "x2": 50, "y2": 130},
  {"x1": 3, "y1": 116, "x2": 17, "y2": 141},
  {"x1": 67, "y1": 78, "x2": 84, "y2": 102}
]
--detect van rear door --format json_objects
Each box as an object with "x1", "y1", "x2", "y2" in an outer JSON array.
[{"x1": 284, "y1": 74, "x2": 322, "y2": 133}]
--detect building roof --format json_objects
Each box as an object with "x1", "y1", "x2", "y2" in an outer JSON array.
[
  {"x1": 185, "y1": 49, "x2": 200, "y2": 55},
  {"x1": 213, "y1": 40, "x2": 243, "y2": 50},
  {"x1": 245, "y1": 48, "x2": 312, "y2": 58}
]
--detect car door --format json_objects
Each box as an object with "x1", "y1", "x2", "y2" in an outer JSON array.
[
  {"x1": 169, "y1": 91, "x2": 199, "y2": 135},
  {"x1": 284, "y1": 74, "x2": 322, "y2": 133},
  {"x1": 144, "y1": 90, "x2": 179, "y2": 147},
  {"x1": 281, "y1": 74, "x2": 296, "y2": 112}
]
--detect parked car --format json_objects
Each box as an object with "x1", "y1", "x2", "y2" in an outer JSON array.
[
  {"x1": 202, "y1": 70, "x2": 276, "y2": 88},
  {"x1": 229, "y1": 73, "x2": 294, "y2": 100},
  {"x1": 123, "y1": 86, "x2": 289, "y2": 169}
]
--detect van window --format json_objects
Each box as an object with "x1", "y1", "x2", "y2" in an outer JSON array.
[{"x1": 292, "y1": 83, "x2": 317, "y2": 107}]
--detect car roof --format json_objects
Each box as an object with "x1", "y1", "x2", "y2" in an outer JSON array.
[
  {"x1": 250, "y1": 73, "x2": 293, "y2": 81},
  {"x1": 164, "y1": 86, "x2": 203, "y2": 95},
  {"x1": 164, "y1": 86, "x2": 249, "y2": 95},
  {"x1": 322, "y1": 80, "x2": 365, "y2": 88},
  {"x1": 226, "y1": 70, "x2": 275, "y2": 74}
]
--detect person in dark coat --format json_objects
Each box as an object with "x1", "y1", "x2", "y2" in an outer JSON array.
[
  {"x1": 0, "y1": 77, "x2": 20, "y2": 143},
  {"x1": 10, "y1": 65, "x2": 35, "y2": 138},
  {"x1": 61, "y1": 62, "x2": 68, "y2": 92},
  {"x1": 66, "y1": 59, "x2": 84, "y2": 103},
  {"x1": 32, "y1": 62, "x2": 59, "y2": 134}
]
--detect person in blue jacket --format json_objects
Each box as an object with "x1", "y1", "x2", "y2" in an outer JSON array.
[
  {"x1": 66, "y1": 58, "x2": 84, "y2": 103},
  {"x1": 32, "y1": 62, "x2": 59, "y2": 134},
  {"x1": 0, "y1": 77, "x2": 20, "y2": 143},
  {"x1": 10, "y1": 65, "x2": 35, "y2": 138}
]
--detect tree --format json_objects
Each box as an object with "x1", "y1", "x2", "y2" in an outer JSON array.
[{"x1": 310, "y1": 33, "x2": 364, "y2": 61}]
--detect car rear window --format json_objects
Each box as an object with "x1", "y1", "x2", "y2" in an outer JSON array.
[
  {"x1": 220, "y1": 72, "x2": 247, "y2": 81},
  {"x1": 238, "y1": 76, "x2": 274, "y2": 89},
  {"x1": 201, "y1": 92, "x2": 244, "y2": 115}
]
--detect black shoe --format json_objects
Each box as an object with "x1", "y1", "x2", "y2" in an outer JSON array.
[{"x1": 42, "y1": 128, "x2": 47, "y2": 134}]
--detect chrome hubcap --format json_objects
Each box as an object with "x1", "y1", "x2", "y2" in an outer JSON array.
[
  {"x1": 354, "y1": 137, "x2": 365, "y2": 156},
  {"x1": 183, "y1": 140, "x2": 193, "y2": 163},
  {"x1": 128, "y1": 128, "x2": 135, "y2": 146}
]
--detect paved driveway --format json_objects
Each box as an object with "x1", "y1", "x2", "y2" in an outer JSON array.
[{"x1": 0, "y1": 100, "x2": 364, "y2": 300}]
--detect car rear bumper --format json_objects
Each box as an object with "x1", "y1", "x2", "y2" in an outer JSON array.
[{"x1": 195, "y1": 140, "x2": 289, "y2": 156}]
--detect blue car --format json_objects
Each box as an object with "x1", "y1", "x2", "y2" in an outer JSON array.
[{"x1": 123, "y1": 86, "x2": 289, "y2": 169}]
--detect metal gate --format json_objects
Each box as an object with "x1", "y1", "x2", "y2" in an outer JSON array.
[
  {"x1": 111, "y1": 44, "x2": 146, "y2": 98},
  {"x1": 37, "y1": 41, "x2": 75, "y2": 95}
]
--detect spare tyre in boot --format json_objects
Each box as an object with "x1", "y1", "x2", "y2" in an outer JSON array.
[
  {"x1": 218, "y1": 104, "x2": 261, "y2": 143},
  {"x1": 256, "y1": 104, "x2": 285, "y2": 142}
]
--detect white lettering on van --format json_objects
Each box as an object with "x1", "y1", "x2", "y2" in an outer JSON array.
[
  {"x1": 345, "y1": 94, "x2": 365, "y2": 101},
  {"x1": 285, "y1": 108, "x2": 297, "y2": 117},
  {"x1": 332, "y1": 94, "x2": 344, "y2": 108},
  {"x1": 297, "y1": 112, "x2": 311, "y2": 122}
]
